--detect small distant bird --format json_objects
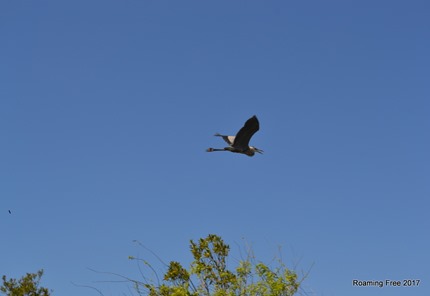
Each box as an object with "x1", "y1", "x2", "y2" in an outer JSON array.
[
  {"x1": 8, "y1": 210, "x2": 11, "y2": 214},
  {"x1": 206, "y1": 115, "x2": 263, "y2": 157}
]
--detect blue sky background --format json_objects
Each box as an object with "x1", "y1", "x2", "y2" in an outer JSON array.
[{"x1": 1, "y1": 1, "x2": 429, "y2": 295}]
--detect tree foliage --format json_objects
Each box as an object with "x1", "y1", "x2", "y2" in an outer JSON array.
[
  {"x1": 129, "y1": 234, "x2": 301, "y2": 296},
  {"x1": 1, "y1": 269, "x2": 51, "y2": 296}
]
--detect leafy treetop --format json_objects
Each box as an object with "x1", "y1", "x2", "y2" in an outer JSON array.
[
  {"x1": 1, "y1": 269, "x2": 51, "y2": 296},
  {"x1": 130, "y1": 234, "x2": 300, "y2": 296}
]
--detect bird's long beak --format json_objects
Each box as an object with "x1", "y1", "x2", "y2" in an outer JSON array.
[{"x1": 255, "y1": 148, "x2": 264, "y2": 154}]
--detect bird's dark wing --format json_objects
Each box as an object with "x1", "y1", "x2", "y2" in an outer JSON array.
[{"x1": 233, "y1": 115, "x2": 260, "y2": 149}]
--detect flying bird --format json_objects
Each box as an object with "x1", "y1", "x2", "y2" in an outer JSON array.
[
  {"x1": 8, "y1": 210, "x2": 11, "y2": 214},
  {"x1": 206, "y1": 115, "x2": 263, "y2": 157}
]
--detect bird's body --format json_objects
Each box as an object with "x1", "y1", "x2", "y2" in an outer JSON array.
[{"x1": 206, "y1": 115, "x2": 263, "y2": 157}]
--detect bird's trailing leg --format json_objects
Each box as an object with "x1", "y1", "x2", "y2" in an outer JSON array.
[{"x1": 206, "y1": 148, "x2": 226, "y2": 152}]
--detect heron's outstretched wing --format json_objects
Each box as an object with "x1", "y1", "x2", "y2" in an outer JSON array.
[
  {"x1": 233, "y1": 115, "x2": 260, "y2": 149},
  {"x1": 215, "y1": 133, "x2": 235, "y2": 146}
]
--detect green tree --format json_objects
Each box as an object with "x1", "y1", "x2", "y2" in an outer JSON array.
[
  {"x1": 1, "y1": 269, "x2": 51, "y2": 296},
  {"x1": 129, "y1": 234, "x2": 302, "y2": 296}
]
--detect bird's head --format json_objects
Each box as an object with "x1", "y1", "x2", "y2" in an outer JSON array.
[
  {"x1": 246, "y1": 146, "x2": 263, "y2": 156},
  {"x1": 253, "y1": 147, "x2": 264, "y2": 154}
]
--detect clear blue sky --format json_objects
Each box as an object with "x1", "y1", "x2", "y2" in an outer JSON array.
[{"x1": 1, "y1": 1, "x2": 429, "y2": 295}]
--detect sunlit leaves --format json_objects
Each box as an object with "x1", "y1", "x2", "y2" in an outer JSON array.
[
  {"x1": 1, "y1": 270, "x2": 51, "y2": 296},
  {"x1": 138, "y1": 234, "x2": 300, "y2": 296}
]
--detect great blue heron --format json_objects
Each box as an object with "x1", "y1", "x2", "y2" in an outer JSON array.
[{"x1": 206, "y1": 115, "x2": 263, "y2": 157}]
